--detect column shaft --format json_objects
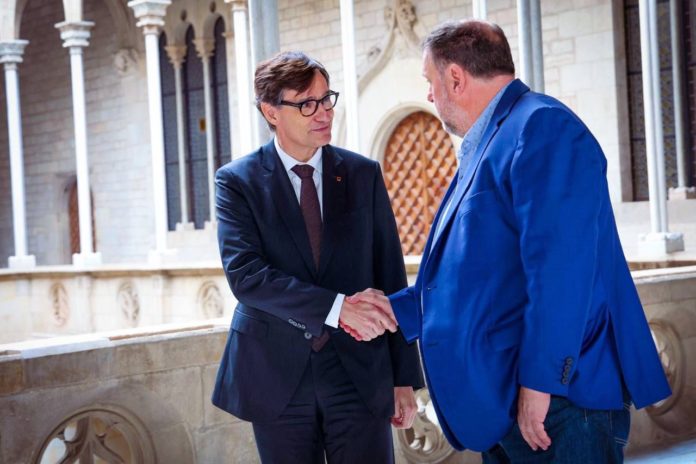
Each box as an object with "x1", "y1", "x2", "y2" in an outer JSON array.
[
  {"x1": 144, "y1": 32, "x2": 169, "y2": 251},
  {"x1": 339, "y1": 0, "x2": 360, "y2": 151},
  {"x1": 173, "y1": 63, "x2": 191, "y2": 224},
  {"x1": 231, "y1": 2, "x2": 253, "y2": 155},
  {"x1": 4, "y1": 63, "x2": 28, "y2": 257},
  {"x1": 516, "y1": 0, "x2": 534, "y2": 90},
  {"x1": 201, "y1": 56, "x2": 217, "y2": 225}
]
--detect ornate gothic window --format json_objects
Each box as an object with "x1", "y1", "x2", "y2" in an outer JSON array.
[
  {"x1": 624, "y1": 0, "x2": 696, "y2": 200},
  {"x1": 383, "y1": 111, "x2": 457, "y2": 256}
]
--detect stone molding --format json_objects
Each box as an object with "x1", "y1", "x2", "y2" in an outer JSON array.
[
  {"x1": 0, "y1": 40, "x2": 29, "y2": 64},
  {"x1": 117, "y1": 281, "x2": 141, "y2": 327},
  {"x1": 198, "y1": 281, "x2": 224, "y2": 318},
  {"x1": 55, "y1": 21, "x2": 95, "y2": 48},
  {"x1": 49, "y1": 282, "x2": 70, "y2": 327}
]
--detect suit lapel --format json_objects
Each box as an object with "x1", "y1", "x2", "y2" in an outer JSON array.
[
  {"x1": 317, "y1": 145, "x2": 347, "y2": 280},
  {"x1": 428, "y1": 79, "x2": 529, "y2": 255},
  {"x1": 261, "y1": 141, "x2": 318, "y2": 279}
]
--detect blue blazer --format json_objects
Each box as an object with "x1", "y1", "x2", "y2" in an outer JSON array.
[
  {"x1": 389, "y1": 80, "x2": 671, "y2": 452},
  {"x1": 212, "y1": 142, "x2": 424, "y2": 422}
]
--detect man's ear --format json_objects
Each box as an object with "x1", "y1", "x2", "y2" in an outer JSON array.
[
  {"x1": 260, "y1": 102, "x2": 278, "y2": 126},
  {"x1": 446, "y1": 63, "x2": 467, "y2": 95}
]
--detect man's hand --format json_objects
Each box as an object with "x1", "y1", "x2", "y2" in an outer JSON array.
[
  {"x1": 338, "y1": 296, "x2": 397, "y2": 341},
  {"x1": 391, "y1": 386, "x2": 417, "y2": 429},
  {"x1": 345, "y1": 288, "x2": 396, "y2": 322},
  {"x1": 517, "y1": 386, "x2": 552, "y2": 451}
]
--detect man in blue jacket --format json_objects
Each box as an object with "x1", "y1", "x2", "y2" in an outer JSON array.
[
  {"x1": 211, "y1": 51, "x2": 424, "y2": 463},
  {"x1": 350, "y1": 20, "x2": 671, "y2": 463}
]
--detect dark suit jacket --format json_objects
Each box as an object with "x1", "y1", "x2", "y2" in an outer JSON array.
[{"x1": 212, "y1": 141, "x2": 424, "y2": 422}]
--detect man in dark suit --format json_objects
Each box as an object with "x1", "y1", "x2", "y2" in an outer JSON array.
[
  {"x1": 211, "y1": 51, "x2": 424, "y2": 464},
  {"x1": 350, "y1": 20, "x2": 670, "y2": 463}
]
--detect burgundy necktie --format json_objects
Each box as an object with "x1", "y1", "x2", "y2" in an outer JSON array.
[
  {"x1": 291, "y1": 164, "x2": 322, "y2": 268},
  {"x1": 291, "y1": 164, "x2": 329, "y2": 351}
]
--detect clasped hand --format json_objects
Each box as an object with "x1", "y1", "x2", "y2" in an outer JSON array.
[{"x1": 338, "y1": 289, "x2": 397, "y2": 341}]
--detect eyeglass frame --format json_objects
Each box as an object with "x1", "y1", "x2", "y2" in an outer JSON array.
[{"x1": 278, "y1": 91, "x2": 340, "y2": 117}]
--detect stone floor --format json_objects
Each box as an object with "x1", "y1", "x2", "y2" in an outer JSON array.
[{"x1": 627, "y1": 440, "x2": 696, "y2": 463}]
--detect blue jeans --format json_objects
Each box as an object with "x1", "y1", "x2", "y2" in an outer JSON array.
[{"x1": 482, "y1": 395, "x2": 631, "y2": 463}]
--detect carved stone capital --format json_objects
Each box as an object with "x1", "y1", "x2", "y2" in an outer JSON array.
[
  {"x1": 0, "y1": 40, "x2": 29, "y2": 65},
  {"x1": 55, "y1": 21, "x2": 95, "y2": 48},
  {"x1": 164, "y1": 45, "x2": 187, "y2": 68},
  {"x1": 225, "y1": 0, "x2": 248, "y2": 12},
  {"x1": 128, "y1": 0, "x2": 171, "y2": 35},
  {"x1": 193, "y1": 38, "x2": 215, "y2": 60}
]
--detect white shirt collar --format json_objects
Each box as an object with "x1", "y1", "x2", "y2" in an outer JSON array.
[{"x1": 274, "y1": 137, "x2": 323, "y2": 175}]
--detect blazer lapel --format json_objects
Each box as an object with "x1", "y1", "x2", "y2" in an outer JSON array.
[
  {"x1": 317, "y1": 145, "x2": 347, "y2": 280},
  {"x1": 261, "y1": 141, "x2": 318, "y2": 279},
  {"x1": 428, "y1": 79, "x2": 529, "y2": 254}
]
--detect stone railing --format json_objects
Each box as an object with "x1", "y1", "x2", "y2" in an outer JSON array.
[
  {"x1": 1, "y1": 266, "x2": 695, "y2": 463},
  {"x1": 0, "y1": 263, "x2": 235, "y2": 344}
]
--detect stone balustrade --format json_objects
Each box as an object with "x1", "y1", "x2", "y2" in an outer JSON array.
[{"x1": 0, "y1": 266, "x2": 695, "y2": 463}]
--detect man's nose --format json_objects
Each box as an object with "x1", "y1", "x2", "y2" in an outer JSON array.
[{"x1": 314, "y1": 104, "x2": 333, "y2": 121}]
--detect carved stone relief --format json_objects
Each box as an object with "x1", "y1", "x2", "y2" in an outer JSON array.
[
  {"x1": 35, "y1": 409, "x2": 152, "y2": 463},
  {"x1": 198, "y1": 281, "x2": 224, "y2": 318},
  {"x1": 49, "y1": 282, "x2": 70, "y2": 327},
  {"x1": 358, "y1": 0, "x2": 421, "y2": 92},
  {"x1": 113, "y1": 48, "x2": 139, "y2": 76},
  {"x1": 117, "y1": 281, "x2": 140, "y2": 327},
  {"x1": 396, "y1": 388, "x2": 455, "y2": 463}
]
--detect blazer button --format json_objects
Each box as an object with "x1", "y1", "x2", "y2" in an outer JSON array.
[
  {"x1": 563, "y1": 365, "x2": 572, "y2": 374},
  {"x1": 565, "y1": 357, "x2": 574, "y2": 365},
  {"x1": 304, "y1": 332, "x2": 312, "y2": 340},
  {"x1": 561, "y1": 377, "x2": 570, "y2": 385}
]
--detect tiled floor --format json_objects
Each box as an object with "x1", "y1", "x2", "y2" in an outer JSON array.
[{"x1": 627, "y1": 440, "x2": 696, "y2": 463}]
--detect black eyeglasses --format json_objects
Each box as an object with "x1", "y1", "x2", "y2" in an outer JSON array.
[{"x1": 279, "y1": 91, "x2": 340, "y2": 117}]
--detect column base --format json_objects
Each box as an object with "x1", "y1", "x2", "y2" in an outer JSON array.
[
  {"x1": 148, "y1": 248, "x2": 179, "y2": 265},
  {"x1": 175, "y1": 221, "x2": 195, "y2": 231},
  {"x1": 638, "y1": 232, "x2": 685, "y2": 255},
  {"x1": 668, "y1": 186, "x2": 696, "y2": 200},
  {"x1": 8, "y1": 254, "x2": 36, "y2": 269},
  {"x1": 204, "y1": 220, "x2": 217, "y2": 231},
  {"x1": 72, "y1": 251, "x2": 103, "y2": 267}
]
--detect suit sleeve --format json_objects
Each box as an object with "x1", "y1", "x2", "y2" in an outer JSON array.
[
  {"x1": 216, "y1": 167, "x2": 336, "y2": 337},
  {"x1": 372, "y1": 164, "x2": 425, "y2": 389},
  {"x1": 510, "y1": 107, "x2": 602, "y2": 396}
]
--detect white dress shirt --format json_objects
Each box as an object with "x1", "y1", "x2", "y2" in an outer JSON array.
[{"x1": 274, "y1": 137, "x2": 344, "y2": 328}]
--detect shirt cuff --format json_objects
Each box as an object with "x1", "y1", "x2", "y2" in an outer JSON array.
[{"x1": 325, "y1": 293, "x2": 345, "y2": 328}]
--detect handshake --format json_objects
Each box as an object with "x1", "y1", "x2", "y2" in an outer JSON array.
[{"x1": 338, "y1": 289, "x2": 397, "y2": 341}]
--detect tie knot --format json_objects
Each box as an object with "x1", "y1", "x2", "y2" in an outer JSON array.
[{"x1": 292, "y1": 164, "x2": 314, "y2": 179}]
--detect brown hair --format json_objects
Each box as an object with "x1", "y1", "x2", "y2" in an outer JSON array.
[
  {"x1": 422, "y1": 20, "x2": 515, "y2": 78},
  {"x1": 254, "y1": 51, "x2": 330, "y2": 130}
]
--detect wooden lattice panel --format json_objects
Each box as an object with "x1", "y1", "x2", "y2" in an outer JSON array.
[{"x1": 383, "y1": 112, "x2": 457, "y2": 255}]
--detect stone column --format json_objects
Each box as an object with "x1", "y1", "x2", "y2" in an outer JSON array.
[
  {"x1": 472, "y1": 0, "x2": 487, "y2": 20},
  {"x1": 668, "y1": 0, "x2": 695, "y2": 200},
  {"x1": 128, "y1": 0, "x2": 174, "y2": 263},
  {"x1": 55, "y1": 21, "x2": 102, "y2": 267},
  {"x1": 339, "y1": 0, "x2": 360, "y2": 152},
  {"x1": 226, "y1": 0, "x2": 254, "y2": 155},
  {"x1": 637, "y1": 0, "x2": 684, "y2": 254},
  {"x1": 516, "y1": 0, "x2": 544, "y2": 92},
  {"x1": 193, "y1": 38, "x2": 218, "y2": 228},
  {"x1": 248, "y1": 0, "x2": 279, "y2": 145},
  {"x1": 0, "y1": 40, "x2": 36, "y2": 269},
  {"x1": 164, "y1": 45, "x2": 193, "y2": 230}
]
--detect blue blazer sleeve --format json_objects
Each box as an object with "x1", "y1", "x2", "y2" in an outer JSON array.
[
  {"x1": 215, "y1": 167, "x2": 337, "y2": 337},
  {"x1": 371, "y1": 164, "x2": 424, "y2": 388},
  {"x1": 511, "y1": 107, "x2": 602, "y2": 396}
]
